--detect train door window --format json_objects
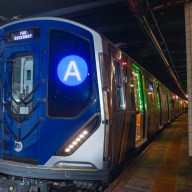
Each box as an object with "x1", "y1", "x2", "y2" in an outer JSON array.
[
  {"x1": 11, "y1": 55, "x2": 33, "y2": 115},
  {"x1": 114, "y1": 60, "x2": 126, "y2": 110},
  {"x1": 132, "y1": 68, "x2": 144, "y2": 143},
  {"x1": 147, "y1": 80, "x2": 155, "y2": 104}
]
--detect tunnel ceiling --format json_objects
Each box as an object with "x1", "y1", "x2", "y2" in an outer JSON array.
[{"x1": 0, "y1": 0, "x2": 188, "y2": 99}]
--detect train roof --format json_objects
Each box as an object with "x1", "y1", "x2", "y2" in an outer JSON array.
[
  {"x1": 0, "y1": 17, "x2": 100, "y2": 36},
  {"x1": 0, "y1": 17, "x2": 183, "y2": 99}
]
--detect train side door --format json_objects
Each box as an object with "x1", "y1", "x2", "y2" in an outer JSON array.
[
  {"x1": 2, "y1": 44, "x2": 41, "y2": 161},
  {"x1": 156, "y1": 82, "x2": 162, "y2": 128},
  {"x1": 0, "y1": 35, "x2": 4, "y2": 158},
  {"x1": 145, "y1": 77, "x2": 159, "y2": 136},
  {"x1": 112, "y1": 58, "x2": 129, "y2": 165},
  {"x1": 132, "y1": 66, "x2": 145, "y2": 145}
]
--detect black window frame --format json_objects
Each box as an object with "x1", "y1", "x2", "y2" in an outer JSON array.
[{"x1": 48, "y1": 28, "x2": 96, "y2": 118}]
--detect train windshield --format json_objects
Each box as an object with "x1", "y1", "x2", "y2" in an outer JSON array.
[{"x1": 48, "y1": 29, "x2": 93, "y2": 118}]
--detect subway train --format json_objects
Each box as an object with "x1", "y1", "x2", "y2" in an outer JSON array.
[{"x1": 0, "y1": 17, "x2": 185, "y2": 191}]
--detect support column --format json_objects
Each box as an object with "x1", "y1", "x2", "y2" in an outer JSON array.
[{"x1": 185, "y1": 2, "x2": 192, "y2": 156}]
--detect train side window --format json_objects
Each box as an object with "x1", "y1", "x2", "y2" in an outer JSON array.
[
  {"x1": 114, "y1": 60, "x2": 126, "y2": 110},
  {"x1": 11, "y1": 55, "x2": 33, "y2": 115}
]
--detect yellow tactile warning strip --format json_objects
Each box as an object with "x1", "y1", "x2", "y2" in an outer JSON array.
[{"x1": 104, "y1": 113, "x2": 192, "y2": 192}]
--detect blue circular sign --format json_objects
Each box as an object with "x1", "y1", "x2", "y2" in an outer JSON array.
[{"x1": 57, "y1": 55, "x2": 88, "y2": 86}]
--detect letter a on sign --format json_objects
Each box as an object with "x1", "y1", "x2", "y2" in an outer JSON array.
[
  {"x1": 63, "y1": 61, "x2": 81, "y2": 81},
  {"x1": 57, "y1": 55, "x2": 88, "y2": 86}
]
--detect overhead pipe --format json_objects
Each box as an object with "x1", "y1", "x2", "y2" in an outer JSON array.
[
  {"x1": 151, "y1": 0, "x2": 190, "y2": 12},
  {"x1": 145, "y1": 0, "x2": 181, "y2": 85},
  {"x1": 128, "y1": 0, "x2": 186, "y2": 98},
  {"x1": 128, "y1": 0, "x2": 190, "y2": 15}
]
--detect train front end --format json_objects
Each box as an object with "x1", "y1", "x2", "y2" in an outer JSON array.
[{"x1": 0, "y1": 18, "x2": 106, "y2": 190}]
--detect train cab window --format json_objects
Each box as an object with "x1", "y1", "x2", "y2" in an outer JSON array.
[
  {"x1": 11, "y1": 55, "x2": 33, "y2": 115},
  {"x1": 114, "y1": 60, "x2": 126, "y2": 110}
]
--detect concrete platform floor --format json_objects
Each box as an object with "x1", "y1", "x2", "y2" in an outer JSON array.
[{"x1": 105, "y1": 113, "x2": 192, "y2": 192}]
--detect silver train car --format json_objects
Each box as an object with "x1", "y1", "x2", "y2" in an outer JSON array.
[{"x1": 0, "y1": 17, "x2": 185, "y2": 191}]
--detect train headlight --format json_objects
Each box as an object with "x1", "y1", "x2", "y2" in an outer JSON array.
[
  {"x1": 72, "y1": 141, "x2": 77, "y2": 145},
  {"x1": 57, "y1": 113, "x2": 101, "y2": 156},
  {"x1": 65, "y1": 148, "x2": 71, "y2": 153},
  {"x1": 76, "y1": 137, "x2": 81, "y2": 142},
  {"x1": 83, "y1": 130, "x2": 88, "y2": 135},
  {"x1": 64, "y1": 129, "x2": 89, "y2": 154}
]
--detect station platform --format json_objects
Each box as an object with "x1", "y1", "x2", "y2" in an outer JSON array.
[{"x1": 104, "y1": 113, "x2": 192, "y2": 192}]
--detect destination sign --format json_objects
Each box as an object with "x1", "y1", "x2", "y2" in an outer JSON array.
[{"x1": 6, "y1": 28, "x2": 40, "y2": 43}]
